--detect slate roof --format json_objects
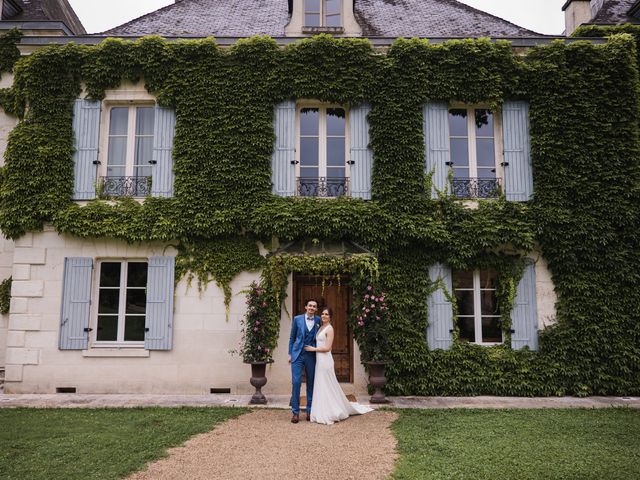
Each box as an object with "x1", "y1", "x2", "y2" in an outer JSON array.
[
  {"x1": 7, "y1": 0, "x2": 86, "y2": 33},
  {"x1": 591, "y1": 0, "x2": 640, "y2": 24},
  {"x1": 104, "y1": 0, "x2": 539, "y2": 38}
]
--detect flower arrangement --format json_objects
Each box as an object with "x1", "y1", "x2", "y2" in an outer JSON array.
[
  {"x1": 235, "y1": 281, "x2": 278, "y2": 363},
  {"x1": 352, "y1": 284, "x2": 390, "y2": 362}
]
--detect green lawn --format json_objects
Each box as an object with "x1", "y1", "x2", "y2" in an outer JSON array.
[
  {"x1": 391, "y1": 408, "x2": 640, "y2": 480},
  {"x1": 0, "y1": 407, "x2": 247, "y2": 480}
]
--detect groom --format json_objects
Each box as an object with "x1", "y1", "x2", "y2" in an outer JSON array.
[{"x1": 288, "y1": 298, "x2": 321, "y2": 423}]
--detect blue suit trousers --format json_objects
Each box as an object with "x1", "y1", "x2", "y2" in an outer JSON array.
[{"x1": 291, "y1": 350, "x2": 316, "y2": 415}]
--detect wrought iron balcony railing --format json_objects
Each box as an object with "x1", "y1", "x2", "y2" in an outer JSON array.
[
  {"x1": 99, "y1": 176, "x2": 151, "y2": 198},
  {"x1": 452, "y1": 177, "x2": 502, "y2": 199},
  {"x1": 297, "y1": 177, "x2": 350, "y2": 198}
]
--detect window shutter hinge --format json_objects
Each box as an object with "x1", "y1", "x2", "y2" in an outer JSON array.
[
  {"x1": 92, "y1": 160, "x2": 101, "y2": 165},
  {"x1": 347, "y1": 160, "x2": 355, "y2": 165},
  {"x1": 83, "y1": 327, "x2": 93, "y2": 332},
  {"x1": 145, "y1": 327, "x2": 150, "y2": 332},
  {"x1": 509, "y1": 329, "x2": 516, "y2": 334},
  {"x1": 449, "y1": 329, "x2": 454, "y2": 333},
  {"x1": 445, "y1": 161, "x2": 453, "y2": 166},
  {"x1": 501, "y1": 162, "x2": 509, "y2": 167},
  {"x1": 148, "y1": 160, "x2": 157, "y2": 165},
  {"x1": 290, "y1": 160, "x2": 300, "y2": 165}
]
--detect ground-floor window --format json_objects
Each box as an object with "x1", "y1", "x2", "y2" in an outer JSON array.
[
  {"x1": 453, "y1": 269, "x2": 502, "y2": 344},
  {"x1": 96, "y1": 260, "x2": 148, "y2": 344}
]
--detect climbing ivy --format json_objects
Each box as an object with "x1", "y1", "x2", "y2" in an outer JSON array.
[
  {"x1": 0, "y1": 31, "x2": 638, "y2": 395},
  {"x1": 0, "y1": 277, "x2": 11, "y2": 315}
]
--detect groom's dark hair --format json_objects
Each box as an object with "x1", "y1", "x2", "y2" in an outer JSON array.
[{"x1": 305, "y1": 298, "x2": 318, "y2": 306}]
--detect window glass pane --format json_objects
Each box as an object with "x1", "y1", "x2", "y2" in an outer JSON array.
[
  {"x1": 453, "y1": 270, "x2": 473, "y2": 288},
  {"x1": 452, "y1": 167, "x2": 469, "y2": 179},
  {"x1": 477, "y1": 167, "x2": 496, "y2": 179},
  {"x1": 98, "y1": 289, "x2": 120, "y2": 314},
  {"x1": 476, "y1": 138, "x2": 495, "y2": 167},
  {"x1": 481, "y1": 317, "x2": 502, "y2": 343},
  {"x1": 480, "y1": 290, "x2": 499, "y2": 315},
  {"x1": 97, "y1": 316, "x2": 118, "y2": 341},
  {"x1": 306, "y1": 0, "x2": 320, "y2": 12},
  {"x1": 327, "y1": 167, "x2": 345, "y2": 179},
  {"x1": 109, "y1": 108, "x2": 128, "y2": 135},
  {"x1": 327, "y1": 137, "x2": 345, "y2": 166},
  {"x1": 325, "y1": 0, "x2": 341, "y2": 15},
  {"x1": 300, "y1": 108, "x2": 319, "y2": 135},
  {"x1": 455, "y1": 290, "x2": 474, "y2": 316},
  {"x1": 107, "y1": 137, "x2": 127, "y2": 172},
  {"x1": 126, "y1": 289, "x2": 147, "y2": 314},
  {"x1": 124, "y1": 316, "x2": 146, "y2": 342},
  {"x1": 326, "y1": 108, "x2": 345, "y2": 135},
  {"x1": 300, "y1": 167, "x2": 319, "y2": 179},
  {"x1": 479, "y1": 270, "x2": 498, "y2": 288},
  {"x1": 135, "y1": 107, "x2": 155, "y2": 135},
  {"x1": 448, "y1": 109, "x2": 468, "y2": 136},
  {"x1": 134, "y1": 165, "x2": 152, "y2": 179},
  {"x1": 305, "y1": 13, "x2": 320, "y2": 26},
  {"x1": 127, "y1": 262, "x2": 148, "y2": 287},
  {"x1": 457, "y1": 317, "x2": 475, "y2": 342},
  {"x1": 475, "y1": 109, "x2": 493, "y2": 136},
  {"x1": 450, "y1": 138, "x2": 469, "y2": 167},
  {"x1": 100, "y1": 263, "x2": 121, "y2": 287},
  {"x1": 325, "y1": 13, "x2": 342, "y2": 26},
  {"x1": 300, "y1": 138, "x2": 319, "y2": 167},
  {"x1": 134, "y1": 137, "x2": 154, "y2": 168}
]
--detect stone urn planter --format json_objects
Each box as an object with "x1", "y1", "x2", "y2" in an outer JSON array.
[
  {"x1": 366, "y1": 361, "x2": 390, "y2": 404},
  {"x1": 247, "y1": 360, "x2": 272, "y2": 405}
]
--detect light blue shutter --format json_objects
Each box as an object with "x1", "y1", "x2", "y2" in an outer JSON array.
[
  {"x1": 426, "y1": 263, "x2": 454, "y2": 350},
  {"x1": 151, "y1": 105, "x2": 176, "y2": 198},
  {"x1": 349, "y1": 104, "x2": 372, "y2": 199},
  {"x1": 502, "y1": 101, "x2": 533, "y2": 201},
  {"x1": 272, "y1": 100, "x2": 296, "y2": 196},
  {"x1": 72, "y1": 99, "x2": 101, "y2": 200},
  {"x1": 511, "y1": 261, "x2": 538, "y2": 350},
  {"x1": 424, "y1": 102, "x2": 451, "y2": 199},
  {"x1": 59, "y1": 257, "x2": 93, "y2": 350},
  {"x1": 145, "y1": 256, "x2": 175, "y2": 350}
]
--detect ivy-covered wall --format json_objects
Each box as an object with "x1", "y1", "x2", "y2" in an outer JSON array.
[{"x1": 0, "y1": 30, "x2": 639, "y2": 395}]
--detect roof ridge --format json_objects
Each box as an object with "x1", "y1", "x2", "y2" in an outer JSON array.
[
  {"x1": 100, "y1": 0, "x2": 193, "y2": 35},
  {"x1": 446, "y1": 0, "x2": 540, "y2": 36}
]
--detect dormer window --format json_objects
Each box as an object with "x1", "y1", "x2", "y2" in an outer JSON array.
[{"x1": 304, "y1": 0, "x2": 342, "y2": 28}]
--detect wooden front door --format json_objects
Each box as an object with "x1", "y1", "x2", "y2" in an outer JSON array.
[{"x1": 293, "y1": 274, "x2": 353, "y2": 382}]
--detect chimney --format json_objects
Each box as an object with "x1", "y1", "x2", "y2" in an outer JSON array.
[{"x1": 563, "y1": 0, "x2": 593, "y2": 36}]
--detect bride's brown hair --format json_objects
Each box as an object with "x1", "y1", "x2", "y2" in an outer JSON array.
[{"x1": 321, "y1": 307, "x2": 333, "y2": 321}]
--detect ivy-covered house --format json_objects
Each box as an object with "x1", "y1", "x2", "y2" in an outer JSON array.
[{"x1": 0, "y1": 0, "x2": 638, "y2": 396}]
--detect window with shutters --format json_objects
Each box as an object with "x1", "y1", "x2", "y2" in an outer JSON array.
[
  {"x1": 453, "y1": 269, "x2": 502, "y2": 345},
  {"x1": 303, "y1": 0, "x2": 343, "y2": 31},
  {"x1": 99, "y1": 104, "x2": 155, "y2": 198},
  {"x1": 296, "y1": 103, "x2": 351, "y2": 197},
  {"x1": 448, "y1": 106, "x2": 504, "y2": 199},
  {"x1": 94, "y1": 260, "x2": 148, "y2": 346}
]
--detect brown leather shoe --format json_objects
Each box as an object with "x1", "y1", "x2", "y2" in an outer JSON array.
[
  {"x1": 291, "y1": 414, "x2": 299, "y2": 424},
  {"x1": 306, "y1": 413, "x2": 311, "y2": 421}
]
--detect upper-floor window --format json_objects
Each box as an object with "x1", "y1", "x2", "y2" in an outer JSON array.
[
  {"x1": 453, "y1": 269, "x2": 502, "y2": 345},
  {"x1": 96, "y1": 260, "x2": 148, "y2": 345},
  {"x1": 304, "y1": 0, "x2": 342, "y2": 27},
  {"x1": 448, "y1": 106, "x2": 503, "y2": 199},
  {"x1": 102, "y1": 105, "x2": 155, "y2": 198},
  {"x1": 297, "y1": 104, "x2": 349, "y2": 197}
]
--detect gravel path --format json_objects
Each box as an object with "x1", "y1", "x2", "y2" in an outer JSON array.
[{"x1": 127, "y1": 409, "x2": 399, "y2": 480}]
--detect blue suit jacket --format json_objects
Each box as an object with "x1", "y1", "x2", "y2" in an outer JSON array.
[{"x1": 288, "y1": 313, "x2": 321, "y2": 363}]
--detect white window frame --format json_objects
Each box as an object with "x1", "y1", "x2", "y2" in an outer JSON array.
[
  {"x1": 454, "y1": 269, "x2": 503, "y2": 346},
  {"x1": 295, "y1": 101, "x2": 351, "y2": 197},
  {"x1": 99, "y1": 102, "x2": 155, "y2": 186},
  {"x1": 92, "y1": 259, "x2": 148, "y2": 348},
  {"x1": 304, "y1": 0, "x2": 342, "y2": 27},
  {"x1": 448, "y1": 103, "x2": 505, "y2": 181}
]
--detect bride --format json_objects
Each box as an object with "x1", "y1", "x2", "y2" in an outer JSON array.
[{"x1": 304, "y1": 307, "x2": 373, "y2": 425}]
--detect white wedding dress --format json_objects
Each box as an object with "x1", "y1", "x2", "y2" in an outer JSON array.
[{"x1": 310, "y1": 326, "x2": 373, "y2": 425}]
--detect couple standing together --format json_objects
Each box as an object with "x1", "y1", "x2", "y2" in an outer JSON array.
[{"x1": 288, "y1": 298, "x2": 372, "y2": 425}]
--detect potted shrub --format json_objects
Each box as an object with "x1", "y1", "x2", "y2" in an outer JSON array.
[
  {"x1": 236, "y1": 281, "x2": 278, "y2": 404},
  {"x1": 353, "y1": 284, "x2": 391, "y2": 404}
]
